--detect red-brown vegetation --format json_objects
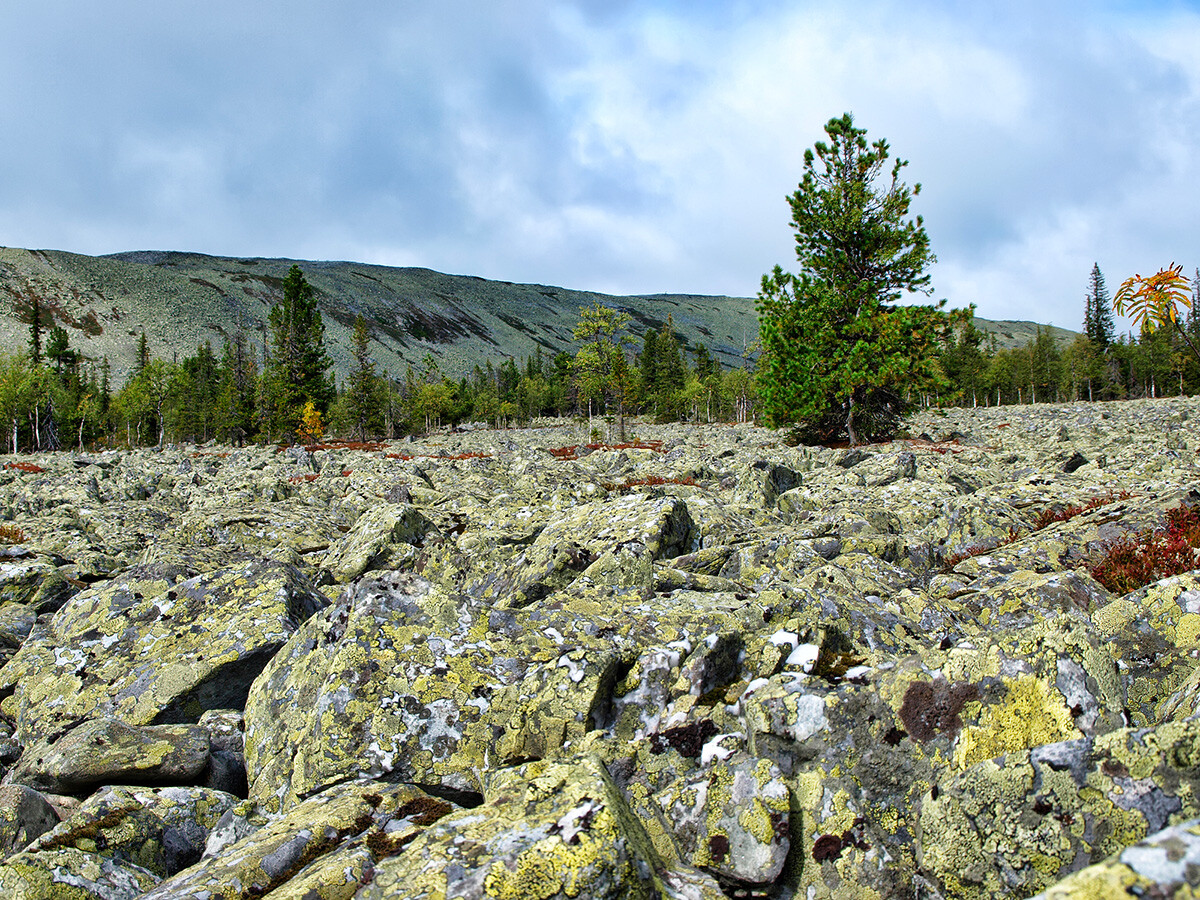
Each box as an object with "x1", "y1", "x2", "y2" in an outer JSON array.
[
  {"x1": 0, "y1": 524, "x2": 28, "y2": 544},
  {"x1": 1091, "y1": 502, "x2": 1200, "y2": 595},
  {"x1": 605, "y1": 475, "x2": 698, "y2": 493},
  {"x1": 546, "y1": 441, "x2": 665, "y2": 461},
  {"x1": 4, "y1": 462, "x2": 45, "y2": 474},
  {"x1": 384, "y1": 452, "x2": 491, "y2": 461}
]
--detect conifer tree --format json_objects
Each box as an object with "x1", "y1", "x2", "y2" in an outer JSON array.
[
  {"x1": 757, "y1": 113, "x2": 946, "y2": 444},
  {"x1": 26, "y1": 293, "x2": 42, "y2": 365},
  {"x1": 345, "y1": 315, "x2": 385, "y2": 439},
  {"x1": 1084, "y1": 263, "x2": 1115, "y2": 348},
  {"x1": 263, "y1": 265, "x2": 334, "y2": 439}
]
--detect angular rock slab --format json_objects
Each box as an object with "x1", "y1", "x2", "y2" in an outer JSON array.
[
  {"x1": 23, "y1": 784, "x2": 238, "y2": 877},
  {"x1": 244, "y1": 571, "x2": 610, "y2": 811},
  {"x1": 919, "y1": 718, "x2": 1200, "y2": 898},
  {"x1": 141, "y1": 780, "x2": 450, "y2": 899},
  {"x1": 0, "y1": 784, "x2": 59, "y2": 858},
  {"x1": 0, "y1": 559, "x2": 328, "y2": 744},
  {"x1": 6, "y1": 718, "x2": 210, "y2": 795},
  {"x1": 360, "y1": 755, "x2": 670, "y2": 900},
  {"x1": 320, "y1": 501, "x2": 430, "y2": 583},
  {"x1": 487, "y1": 494, "x2": 695, "y2": 607},
  {"x1": 0, "y1": 845, "x2": 159, "y2": 899}
]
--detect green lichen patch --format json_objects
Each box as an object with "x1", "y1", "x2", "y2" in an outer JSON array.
[
  {"x1": 8, "y1": 718, "x2": 211, "y2": 795},
  {"x1": 140, "y1": 780, "x2": 443, "y2": 899},
  {"x1": 920, "y1": 718, "x2": 1200, "y2": 898},
  {"x1": 360, "y1": 755, "x2": 668, "y2": 900}
]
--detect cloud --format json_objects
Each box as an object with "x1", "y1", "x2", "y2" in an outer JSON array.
[{"x1": 0, "y1": 0, "x2": 1198, "y2": 331}]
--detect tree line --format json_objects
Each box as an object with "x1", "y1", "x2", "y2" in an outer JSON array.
[
  {"x1": 939, "y1": 264, "x2": 1200, "y2": 409},
  {"x1": 1, "y1": 256, "x2": 1196, "y2": 454},
  {"x1": 0, "y1": 266, "x2": 761, "y2": 452}
]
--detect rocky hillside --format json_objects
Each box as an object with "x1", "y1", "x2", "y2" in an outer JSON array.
[
  {"x1": 0, "y1": 399, "x2": 1190, "y2": 897},
  {"x1": 0, "y1": 246, "x2": 1074, "y2": 384}
]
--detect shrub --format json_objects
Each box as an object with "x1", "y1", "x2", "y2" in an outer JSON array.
[
  {"x1": 0, "y1": 524, "x2": 27, "y2": 544},
  {"x1": 4, "y1": 462, "x2": 45, "y2": 474},
  {"x1": 1091, "y1": 502, "x2": 1200, "y2": 595}
]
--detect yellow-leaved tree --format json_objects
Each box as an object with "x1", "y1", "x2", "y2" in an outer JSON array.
[
  {"x1": 297, "y1": 400, "x2": 324, "y2": 445},
  {"x1": 1114, "y1": 263, "x2": 1200, "y2": 364}
]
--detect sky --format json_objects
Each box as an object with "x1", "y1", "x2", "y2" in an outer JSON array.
[{"x1": 1, "y1": 1, "x2": 1199, "y2": 331}]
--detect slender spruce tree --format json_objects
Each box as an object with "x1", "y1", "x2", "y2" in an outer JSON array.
[
  {"x1": 1084, "y1": 263, "x2": 1115, "y2": 348},
  {"x1": 263, "y1": 265, "x2": 334, "y2": 439}
]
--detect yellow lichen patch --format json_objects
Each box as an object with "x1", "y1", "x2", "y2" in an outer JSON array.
[
  {"x1": 1032, "y1": 862, "x2": 1148, "y2": 899},
  {"x1": 954, "y1": 675, "x2": 1077, "y2": 770},
  {"x1": 1176, "y1": 612, "x2": 1200, "y2": 649}
]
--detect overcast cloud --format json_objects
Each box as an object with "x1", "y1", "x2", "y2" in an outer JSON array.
[{"x1": 1, "y1": 1, "x2": 1198, "y2": 330}]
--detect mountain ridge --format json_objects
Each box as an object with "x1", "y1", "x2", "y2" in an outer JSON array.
[{"x1": 0, "y1": 246, "x2": 1076, "y2": 384}]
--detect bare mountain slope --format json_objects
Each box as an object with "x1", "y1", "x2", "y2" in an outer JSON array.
[{"x1": 0, "y1": 246, "x2": 1073, "y2": 383}]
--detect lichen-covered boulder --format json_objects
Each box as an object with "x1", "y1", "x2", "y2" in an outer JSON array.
[
  {"x1": 653, "y1": 753, "x2": 790, "y2": 886},
  {"x1": 22, "y1": 784, "x2": 237, "y2": 877},
  {"x1": 177, "y1": 502, "x2": 348, "y2": 559},
  {"x1": 0, "y1": 845, "x2": 159, "y2": 899},
  {"x1": 0, "y1": 558, "x2": 328, "y2": 744},
  {"x1": 359, "y1": 755, "x2": 670, "y2": 900},
  {"x1": 0, "y1": 602, "x2": 36, "y2": 650},
  {"x1": 1092, "y1": 571, "x2": 1200, "y2": 727},
  {"x1": 141, "y1": 780, "x2": 452, "y2": 899},
  {"x1": 320, "y1": 502, "x2": 430, "y2": 583},
  {"x1": 0, "y1": 554, "x2": 75, "y2": 613},
  {"x1": 485, "y1": 494, "x2": 695, "y2": 608},
  {"x1": 0, "y1": 784, "x2": 59, "y2": 858},
  {"x1": 919, "y1": 718, "x2": 1200, "y2": 898},
  {"x1": 1029, "y1": 815, "x2": 1200, "y2": 898},
  {"x1": 243, "y1": 571, "x2": 612, "y2": 810},
  {"x1": 6, "y1": 718, "x2": 211, "y2": 795}
]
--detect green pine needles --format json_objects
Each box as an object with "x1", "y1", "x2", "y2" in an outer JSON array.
[
  {"x1": 757, "y1": 113, "x2": 951, "y2": 445},
  {"x1": 263, "y1": 265, "x2": 335, "y2": 441}
]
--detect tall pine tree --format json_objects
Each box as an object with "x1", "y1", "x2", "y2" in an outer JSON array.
[{"x1": 263, "y1": 265, "x2": 334, "y2": 439}]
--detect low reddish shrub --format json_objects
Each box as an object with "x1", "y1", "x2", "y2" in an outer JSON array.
[
  {"x1": 939, "y1": 543, "x2": 998, "y2": 571},
  {"x1": 0, "y1": 524, "x2": 27, "y2": 544},
  {"x1": 384, "y1": 451, "x2": 490, "y2": 461},
  {"x1": 547, "y1": 441, "x2": 665, "y2": 461},
  {"x1": 1031, "y1": 491, "x2": 1132, "y2": 531},
  {"x1": 4, "y1": 462, "x2": 45, "y2": 474},
  {"x1": 606, "y1": 475, "x2": 698, "y2": 493},
  {"x1": 288, "y1": 473, "x2": 320, "y2": 484},
  {"x1": 303, "y1": 441, "x2": 387, "y2": 453},
  {"x1": 1092, "y1": 502, "x2": 1200, "y2": 594}
]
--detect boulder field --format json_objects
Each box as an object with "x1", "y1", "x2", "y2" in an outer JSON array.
[{"x1": 0, "y1": 399, "x2": 1196, "y2": 897}]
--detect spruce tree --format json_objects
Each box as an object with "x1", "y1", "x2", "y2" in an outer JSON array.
[
  {"x1": 1085, "y1": 263, "x2": 1115, "y2": 348},
  {"x1": 345, "y1": 315, "x2": 385, "y2": 440},
  {"x1": 26, "y1": 294, "x2": 42, "y2": 365},
  {"x1": 264, "y1": 265, "x2": 334, "y2": 439}
]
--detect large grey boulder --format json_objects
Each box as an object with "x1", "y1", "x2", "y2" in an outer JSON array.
[{"x1": 0, "y1": 559, "x2": 328, "y2": 745}]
